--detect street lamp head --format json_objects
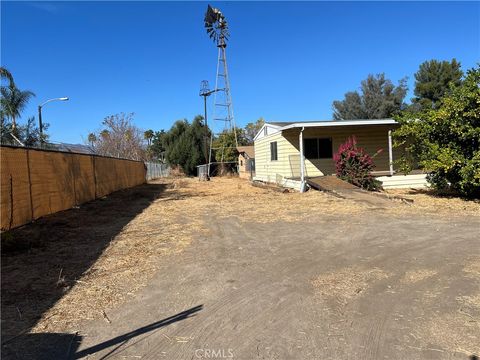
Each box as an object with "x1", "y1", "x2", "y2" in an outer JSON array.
[{"x1": 59, "y1": 97, "x2": 69, "y2": 101}]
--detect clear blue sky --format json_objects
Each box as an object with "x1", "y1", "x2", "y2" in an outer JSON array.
[{"x1": 2, "y1": 1, "x2": 479, "y2": 144}]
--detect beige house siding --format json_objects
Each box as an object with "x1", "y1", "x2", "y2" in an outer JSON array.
[
  {"x1": 238, "y1": 153, "x2": 249, "y2": 179},
  {"x1": 254, "y1": 124, "x2": 399, "y2": 182},
  {"x1": 254, "y1": 132, "x2": 298, "y2": 183}
]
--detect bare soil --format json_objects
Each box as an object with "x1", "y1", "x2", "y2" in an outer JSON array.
[{"x1": 1, "y1": 177, "x2": 479, "y2": 359}]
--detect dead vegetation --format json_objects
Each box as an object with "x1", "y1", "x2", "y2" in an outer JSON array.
[
  {"x1": 413, "y1": 257, "x2": 480, "y2": 356},
  {"x1": 2, "y1": 176, "x2": 478, "y2": 341},
  {"x1": 312, "y1": 267, "x2": 389, "y2": 307},
  {"x1": 385, "y1": 188, "x2": 480, "y2": 216},
  {"x1": 418, "y1": 306, "x2": 480, "y2": 356},
  {"x1": 400, "y1": 269, "x2": 437, "y2": 284}
]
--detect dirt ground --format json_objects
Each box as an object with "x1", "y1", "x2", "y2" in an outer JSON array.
[{"x1": 1, "y1": 177, "x2": 479, "y2": 359}]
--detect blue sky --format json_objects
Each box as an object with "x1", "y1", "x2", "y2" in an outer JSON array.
[{"x1": 2, "y1": 1, "x2": 479, "y2": 144}]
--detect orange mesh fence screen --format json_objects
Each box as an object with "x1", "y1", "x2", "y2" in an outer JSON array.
[
  {"x1": 1, "y1": 147, "x2": 32, "y2": 230},
  {"x1": 1, "y1": 146, "x2": 145, "y2": 231},
  {"x1": 28, "y1": 150, "x2": 76, "y2": 220},
  {"x1": 72, "y1": 154, "x2": 96, "y2": 204}
]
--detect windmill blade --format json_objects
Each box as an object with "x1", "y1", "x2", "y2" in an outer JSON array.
[{"x1": 204, "y1": 4, "x2": 229, "y2": 44}]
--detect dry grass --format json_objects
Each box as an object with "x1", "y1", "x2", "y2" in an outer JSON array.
[
  {"x1": 169, "y1": 177, "x2": 480, "y2": 221},
  {"x1": 163, "y1": 177, "x2": 371, "y2": 224},
  {"x1": 420, "y1": 312, "x2": 480, "y2": 356},
  {"x1": 400, "y1": 269, "x2": 437, "y2": 284},
  {"x1": 464, "y1": 257, "x2": 480, "y2": 278},
  {"x1": 31, "y1": 195, "x2": 202, "y2": 333},
  {"x1": 312, "y1": 267, "x2": 389, "y2": 306},
  {"x1": 385, "y1": 189, "x2": 480, "y2": 216},
  {"x1": 457, "y1": 294, "x2": 480, "y2": 311},
  {"x1": 414, "y1": 257, "x2": 480, "y2": 356},
  {"x1": 5, "y1": 176, "x2": 479, "y2": 337},
  {"x1": 27, "y1": 177, "x2": 373, "y2": 333}
]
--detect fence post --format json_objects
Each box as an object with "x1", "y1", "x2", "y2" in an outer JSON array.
[
  {"x1": 70, "y1": 155, "x2": 77, "y2": 206},
  {"x1": 92, "y1": 155, "x2": 98, "y2": 199},
  {"x1": 9, "y1": 175, "x2": 13, "y2": 230},
  {"x1": 26, "y1": 149, "x2": 34, "y2": 222}
]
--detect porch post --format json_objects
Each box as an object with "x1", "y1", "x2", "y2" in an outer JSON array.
[
  {"x1": 299, "y1": 127, "x2": 305, "y2": 192},
  {"x1": 388, "y1": 129, "x2": 394, "y2": 176}
]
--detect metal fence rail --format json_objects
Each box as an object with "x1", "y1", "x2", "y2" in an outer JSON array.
[{"x1": 145, "y1": 162, "x2": 170, "y2": 180}]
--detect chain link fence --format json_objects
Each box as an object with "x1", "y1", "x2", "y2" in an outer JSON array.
[{"x1": 145, "y1": 162, "x2": 170, "y2": 180}]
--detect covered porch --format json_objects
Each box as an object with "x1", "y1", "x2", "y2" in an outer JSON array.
[{"x1": 280, "y1": 120, "x2": 399, "y2": 190}]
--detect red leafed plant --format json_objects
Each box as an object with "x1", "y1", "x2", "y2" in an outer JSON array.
[{"x1": 333, "y1": 136, "x2": 383, "y2": 191}]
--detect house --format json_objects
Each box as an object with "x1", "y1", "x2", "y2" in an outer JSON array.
[
  {"x1": 236, "y1": 146, "x2": 255, "y2": 179},
  {"x1": 253, "y1": 119, "x2": 427, "y2": 191}
]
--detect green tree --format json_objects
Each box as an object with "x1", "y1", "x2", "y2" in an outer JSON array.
[
  {"x1": 0, "y1": 67, "x2": 15, "y2": 89},
  {"x1": 333, "y1": 73, "x2": 408, "y2": 120},
  {"x1": 1, "y1": 115, "x2": 46, "y2": 146},
  {"x1": 411, "y1": 59, "x2": 463, "y2": 111},
  {"x1": 393, "y1": 65, "x2": 480, "y2": 197},
  {"x1": 144, "y1": 129, "x2": 154, "y2": 145},
  {"x1": 150, "y1": 129, "x2": 166, "y2": 161},
  {"x1": 212, "y1": 128, "x2": 248, "y2": 163},
  {"x1": 0, "y1": 85, "x2": 35, "y2": 132},
  {"x1": 19, "y1": 117, "x2": 45, "y2": 146},
  {"x1": 244, "y1": 117, "x2": 265, "y2": 144},
  {"x1": 163, "y1": 116, "x2": 209, "y2": 175}
]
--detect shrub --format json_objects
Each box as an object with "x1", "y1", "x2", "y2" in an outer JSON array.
[
  {"x1": 333, "y1": 136, "x2": 382, "y2": 191},
  {"x1": 393, "y1": 66, "x2": 480, "y2": 197}
]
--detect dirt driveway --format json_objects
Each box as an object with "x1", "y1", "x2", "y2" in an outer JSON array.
[{"x1": 2, "y1": 178, "x2": 479, "y2": 359}]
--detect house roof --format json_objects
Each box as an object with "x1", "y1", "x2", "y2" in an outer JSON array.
[
  {"x1": 55, "y1": 143, "x2": 95, "y2": 154},
  {"x1": 270, "y1": 119, "x2": 397, "y2": 130},
  {"x1": 236, "y1": 145, "x2": 255, "y2": 158},
  {"x1": 254, "y1": 119, "x2": 397, "y2": 141}
]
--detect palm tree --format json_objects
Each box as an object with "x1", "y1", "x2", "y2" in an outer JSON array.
[
  {"x1": 87, "y1": 132, "x2": 97, "y2": 147},
  {"x1": 0, "y1": 86, "x2": 35, "y2": 131},
  {"x1": 0, "y1": 67, "x2": 15, "y2": 89},
  {"x1": 144, "y1": 129, "x2": 154, "y2": 146}
]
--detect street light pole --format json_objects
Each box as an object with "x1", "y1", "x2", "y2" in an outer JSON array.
[
  {"x1": 38, "y1": 105, "x2": 43, "y2": 144},
  {"x1": 38, "y1": 97, "x2": 69, "y2": 146}
]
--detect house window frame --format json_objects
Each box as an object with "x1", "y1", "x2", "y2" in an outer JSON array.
[
  {"x1": 270, "y1": 141, "x2": 278, "y2": 161},
  {"x1": 303, "y1": 137, "x2": 333, "y2": 159}
]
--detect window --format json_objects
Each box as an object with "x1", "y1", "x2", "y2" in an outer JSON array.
[
  {"x1": 270, "y1": 141, "x2": 278, "y2": 161},
  {"x1": 304, "y1": 138, "x2": 332, "y2": 159},
  {"x1": 240, "y1": 160, "x2": 243, "y2": 166}
]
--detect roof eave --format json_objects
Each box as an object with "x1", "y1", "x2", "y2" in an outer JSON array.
[{"x1": 278, "y1": 119, "x2": 398, "y2": 131}]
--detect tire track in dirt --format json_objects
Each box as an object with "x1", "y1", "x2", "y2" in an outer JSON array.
[
  {"x1": 74, "y1": 205, "x2": 480, "y2": 360},
  {"x1": 134, "y1": 217, "x2": 335, "y2": 359}
]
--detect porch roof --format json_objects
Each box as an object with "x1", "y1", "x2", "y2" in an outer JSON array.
[{"x1": 272, "y1": 119, "x2": 397, "y2": 131}]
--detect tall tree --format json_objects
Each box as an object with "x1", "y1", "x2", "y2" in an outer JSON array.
[
  {"x1": 244, "y1": 117, "x2": 265, "y2": 144},
  {"x1": 411, "y1": 59, "x2": 463, "y2": 111},
  {"x1": 332, "y1": 73, "x2": 408, "y2": 120},
  {"x1": 87, "y1": 113, "x2": 146, "y2": 160},
  {"x1": 0, "y1": 67, "x2": 15, "y2": 88},
  {"x1": 394, "y1": 65, "x2": 480, "y2": 197},
  {"x1": 144, "y1": 129, "x2": 154, "y2": 146},
  {"x1": 0, "y1": 82, "x2": 35, "y2": 131},
  {"x1": 87, "y1": 132, "x2": 97, "y2": 149},
  {"x1": 162, "y1": 116, "x2": 208, "y2": 175},
  {"x1": 150, "y1": 130, "x2": 167, "y2": 161},
  {"x1": 1, "y1": 115, "x2": 46, "y2": 146},
  {"x1": 212, "y1": 128, "x2": 248, "y2": 163}
]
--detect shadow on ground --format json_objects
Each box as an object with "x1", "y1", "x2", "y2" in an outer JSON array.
[
  {"x1": 0, "y1": 305, "x2": 203, "y2": 360},
  {"x1": 1, "y1": 182, "x2": 168, "y2": 359},
  {"x1": 73, "y1": 305, "x2": 202, "y2": 359}
]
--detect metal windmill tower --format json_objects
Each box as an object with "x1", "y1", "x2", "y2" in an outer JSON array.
[{"x1": 204, "y1": 4, "x2": 238, "y2": 175}]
